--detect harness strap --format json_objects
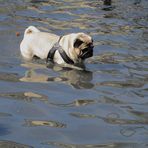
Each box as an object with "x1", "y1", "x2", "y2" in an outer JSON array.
[
  {"x1": 46, "y1": 36, "x2": 74, "y2": 65},
  {"x1": 46, "y1": 44, "x2": 58, "y2": 63},
  {"x1": 58, "y1": 48, "x2": 74, "y2": 65},
  {"x1": 46, "y1": 36, "x2": 61, "y2": 63}
]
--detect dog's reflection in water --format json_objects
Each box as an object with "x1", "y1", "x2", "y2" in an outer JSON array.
[{"x1": 20, "y1": 62, "x2": 94, "y2": 89}]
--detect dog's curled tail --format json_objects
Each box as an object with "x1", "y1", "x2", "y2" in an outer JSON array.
[{"x1": 24, "y1": 26, "x2": 40, "y2": 35}]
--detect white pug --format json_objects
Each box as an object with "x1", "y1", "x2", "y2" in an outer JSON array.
[{"x1": 20, "y1": 26, "x2": 94, "y2": 65}]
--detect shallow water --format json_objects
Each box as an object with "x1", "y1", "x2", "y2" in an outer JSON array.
[{"x1": 0, "y1": 0, "x2": 148, "y2": 148}]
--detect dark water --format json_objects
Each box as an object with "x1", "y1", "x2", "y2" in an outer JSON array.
[{"x1": 0, "y1": 0, "x2": 148, "y2": 147}]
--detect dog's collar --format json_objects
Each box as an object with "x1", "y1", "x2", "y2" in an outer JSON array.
[{"x1": 46, "y1": 36, "x2": 74, "y2": 65}]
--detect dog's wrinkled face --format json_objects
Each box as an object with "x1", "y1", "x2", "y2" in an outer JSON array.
[
  {"x1": 59, "y1": 32, "x2": 94, "y2": 63},
  {"x1": 73, "y1": 33, "x2": 94, "y2": 60}
]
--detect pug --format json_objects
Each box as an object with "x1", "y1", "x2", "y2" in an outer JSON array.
[{"x1": 20, "y1": 26, "x2": 94, "y2": 65}]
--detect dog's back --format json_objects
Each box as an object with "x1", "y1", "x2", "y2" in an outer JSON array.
[{"x1": 20, "y1": 26, "x2": 59, "y2": 60}]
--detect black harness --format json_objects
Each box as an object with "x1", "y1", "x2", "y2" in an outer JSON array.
[{"x1": 46, "y1": 37, "x2": 74, "y2": 65}]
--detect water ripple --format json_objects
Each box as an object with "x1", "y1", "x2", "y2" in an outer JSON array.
[
  {"x1": 50, "y1": 99, "x2": 96, "y2": 107},
  {"x1": 24, "y1": 119, "x2": 66, "y2": 128},
  {"x1": 0, "y1": 72, "x2": 20, "y2": 82},
  {"x1": 0, "y1": 91, "x2": 48, "y2": 102},
  {"x1": 70, "y1": 112, "x2": 148, "y2": 125},
  {"x1": 0, "y1": 140, "x2": 33, "y2": 148},
  {"x1": 0, "y1": 112, "x2": 12, "y2": 117},
  {"x1": 96, "y1": 80, "x2": 144, "y2": 88},
  {"x1": 43, "y1": 141, "x2": 147, "y2": 148},
  {"x1": 0, "y1": 0, "x2": 148, "y2": 147}
]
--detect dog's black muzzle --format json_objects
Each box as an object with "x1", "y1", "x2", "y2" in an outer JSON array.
[{"x1": 80, "y1": 46, "x2": 94, "y2": 60}]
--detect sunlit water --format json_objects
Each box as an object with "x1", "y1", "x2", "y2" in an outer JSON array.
[{"x1": 0, "y1": 0, "x2": 148, "y2": 148}]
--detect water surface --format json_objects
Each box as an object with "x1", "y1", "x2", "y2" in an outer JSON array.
[{"x1": 0, "y1": 0, "x2": 148, "y2": 148}]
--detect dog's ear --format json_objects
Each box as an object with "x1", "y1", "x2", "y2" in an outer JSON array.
[{"x1": 74, "y1": 39, "x2": 83, "y2": 48}]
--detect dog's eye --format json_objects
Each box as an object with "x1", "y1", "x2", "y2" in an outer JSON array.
[{"x1": 74, "y1": 39, "x2": 83, "y2": 48}]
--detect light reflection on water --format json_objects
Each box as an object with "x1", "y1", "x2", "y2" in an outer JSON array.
[{"x1": 0, "y1": 0, "x2": 148, "y2": 147}]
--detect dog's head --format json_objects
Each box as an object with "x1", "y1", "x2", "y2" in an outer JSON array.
[
  {"x1": 59, "y1": 33, "x2": 94, "y2": 62},
  {"x1": 73, "y1": 33, "x2": 94, "y2": 60}
]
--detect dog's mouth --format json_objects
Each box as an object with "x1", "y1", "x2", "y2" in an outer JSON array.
[{"x1": 79, "y1": 47, "x2": 93, "y2": 60}]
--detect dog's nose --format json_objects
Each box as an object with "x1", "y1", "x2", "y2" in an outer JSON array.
[{"x1": 89, "y1": 44, "x2": 94, "y2": 49}]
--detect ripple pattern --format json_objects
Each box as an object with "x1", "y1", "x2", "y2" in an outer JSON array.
[{"x1": 0, "y1": 0, "x2": 148, "y2": 147}]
